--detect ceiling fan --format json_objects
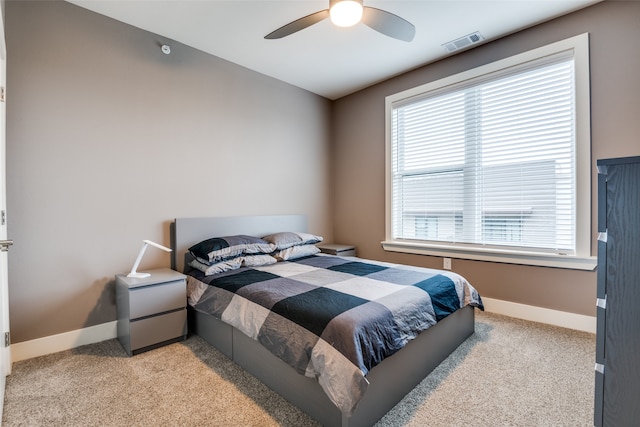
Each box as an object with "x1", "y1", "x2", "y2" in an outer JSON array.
[{"x1": 264, "y1": 0, "x2": 415, "y2": 42}]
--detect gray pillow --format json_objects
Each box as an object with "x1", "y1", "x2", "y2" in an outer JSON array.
[
  {"x1": 188, "y1": 257, "x2": 243, "y2": 276},
  {"x1": 189, "y1": 235, "x2": 275, "y2": 264},
  {"x1": 261, "y1": 232, "x2": 323, "y2": 250},
  {"x1": 273, "y1": 244, "x2": 321, "y2": 261}
]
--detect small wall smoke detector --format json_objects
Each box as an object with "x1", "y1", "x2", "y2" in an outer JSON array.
[
  {"x1": 442, "y1": 31, "x2": 484, "y2": 53},
  {"x1": 161, "y1": 45, "x2": 171, "y2": 55}
]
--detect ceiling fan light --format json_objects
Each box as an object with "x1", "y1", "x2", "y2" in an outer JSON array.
[{"x1": 330, "y1": 0, "x2": 363, "y2": 27}]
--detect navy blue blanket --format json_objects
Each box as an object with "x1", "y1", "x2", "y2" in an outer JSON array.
[{"x1": 187, "y1": 254, "x2": 483, "y2": 415}]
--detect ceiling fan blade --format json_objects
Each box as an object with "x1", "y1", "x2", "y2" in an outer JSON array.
[
  {"x1": 362, "y1": 7, "x2": 415, "y2": 42},
  {"x1": 265, "y1": 9, "x2": 330, "y2": 39}
]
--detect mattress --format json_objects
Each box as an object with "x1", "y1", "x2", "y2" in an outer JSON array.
[{"x1": 186, "y1": 253, "x2": 483, "y2": 415}]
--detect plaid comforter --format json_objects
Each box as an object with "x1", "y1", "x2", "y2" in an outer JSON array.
[{"x1": 186, "y1": 254, "x2": 483, "y2": 415}]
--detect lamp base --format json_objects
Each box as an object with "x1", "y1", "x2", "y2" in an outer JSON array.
[{"x1": 127, "y1": 272, "x2": 151, "y2": 279}]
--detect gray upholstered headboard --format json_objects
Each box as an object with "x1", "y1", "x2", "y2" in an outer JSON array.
[{"x1": 170, "y1": 215, "x2": 307, "y2": 273}]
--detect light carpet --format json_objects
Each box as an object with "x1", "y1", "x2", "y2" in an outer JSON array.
[{"x1": 2, "y1": 311, "x2": 596, "y2": 426}]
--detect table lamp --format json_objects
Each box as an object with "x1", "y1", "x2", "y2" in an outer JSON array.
[{"x1": 127, "y1": 240, "x2": 172, "y2": 278}]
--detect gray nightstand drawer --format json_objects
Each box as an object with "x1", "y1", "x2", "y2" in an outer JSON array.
[
  {"x1": 130, "y1": 309, "x2": 187, "y2": 351},
  {"x1": 129, "y1": 280, "x2": 186, "y2": 319}
]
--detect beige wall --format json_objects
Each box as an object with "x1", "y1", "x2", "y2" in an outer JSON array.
[
  {"x1": 5, "y1": 1, "x2": 332, "y2": 343},
  {"x1": 7, "y1": 0, "x2": 638, "y2": 344},
  {"x1": 332, "y1": 1, "x2": 640, "y2": 317}
]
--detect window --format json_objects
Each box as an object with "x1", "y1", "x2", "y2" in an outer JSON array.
[{"x1": 384, "y1": 34, "x2": 595, "y2": 270}]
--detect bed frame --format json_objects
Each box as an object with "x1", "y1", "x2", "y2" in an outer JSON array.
[{"x1": 170, "y1": 215, "x2": 475, "y2": 427}]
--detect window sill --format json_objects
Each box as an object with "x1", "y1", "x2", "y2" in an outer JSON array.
[{"x1": 381, "y1": 240, "x2": 597, "y2": 271}]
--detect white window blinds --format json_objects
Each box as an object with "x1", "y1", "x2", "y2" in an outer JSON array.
[{"x1": 390, "y1": 51, "x2": 576, "y2": 254}]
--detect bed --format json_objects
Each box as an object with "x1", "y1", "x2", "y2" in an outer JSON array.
[{"x1": 170, "y1": 215, "x2": 482, "y2": 427}]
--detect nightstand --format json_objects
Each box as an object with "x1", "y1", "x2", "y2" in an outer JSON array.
[
  {"x1": 317, "y1": 243, "x2": 357, "y2": 257},
  {"x1": 115, "y1": 268, "x2": 187, "y2": 356}
]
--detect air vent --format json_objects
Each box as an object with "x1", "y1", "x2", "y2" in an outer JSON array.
[{"x1": 442, "y1": 31, "x2": 484, "y2": 53}]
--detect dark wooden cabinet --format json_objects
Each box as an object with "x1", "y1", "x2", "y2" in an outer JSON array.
[{"x1": 595, "y1": 156, "x2": 640, "y2": 427}]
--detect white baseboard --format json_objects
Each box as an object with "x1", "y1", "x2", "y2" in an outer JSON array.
[
  {"x1": 11, "y1": 321, "x2": 117, "y2": 363},
  {"x1": 482, "y1": 297, "x2": 596, "y2": 334},
  {"x1": 8, "y1": 299, "x2": 596, "y2": 363}
]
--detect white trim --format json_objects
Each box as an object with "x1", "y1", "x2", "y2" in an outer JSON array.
[
  {"x1": 11, "y1": 321, "x2": 117, "y2": 363},
  {"x1": 381, "y1": 240, "x2": 597, "y2": 271},
  {"x1": 482, "y1": 297, "x2": 596, "y2": 333},
  {"x1": 8, "y1": 300, "x2": 595, "y2": 363}
]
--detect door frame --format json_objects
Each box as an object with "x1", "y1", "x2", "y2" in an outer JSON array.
[{"x1": 0, "y1": 2, "x2": 11, "y2": 417}]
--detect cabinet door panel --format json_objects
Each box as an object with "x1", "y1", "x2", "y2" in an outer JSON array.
[
  {"x1": 597, "y1": 172, "x2": 607, "y2": 232},
  {"x1": 595, "y1": 306, "x2": 605, "y2": 363},
  {"x1": 602, "y1": 162, "x2": 640, "y2": 426},
  {"x1": 596, "y1": 239, "x2": 607, "y2": 299},
  {"x1": 595, "y1": 369, "x2": 604, "y2": 427}
]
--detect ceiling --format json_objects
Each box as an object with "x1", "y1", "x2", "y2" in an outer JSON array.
[{"x1": 66, "y1": 0, "x2": 602, "y2": 100}]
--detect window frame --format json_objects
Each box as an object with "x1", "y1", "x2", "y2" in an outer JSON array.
[{"x1": 383, "y1": 33, "x2": 595, "y2": 270}]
